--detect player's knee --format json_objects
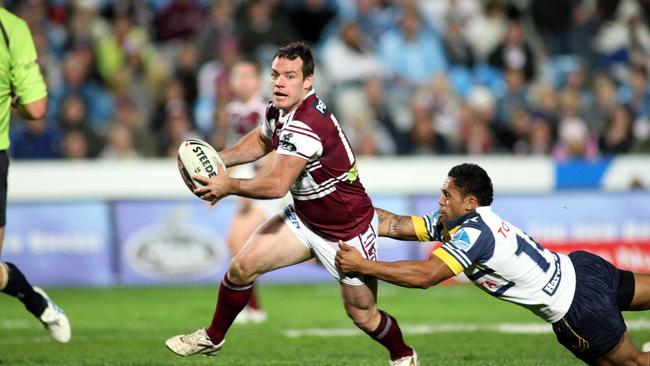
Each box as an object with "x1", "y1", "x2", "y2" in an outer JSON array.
[{"x1": 228, "y1": 257, "x2": 258, "y2": 284}]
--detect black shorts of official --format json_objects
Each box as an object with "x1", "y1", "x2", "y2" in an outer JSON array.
[
  {"x1": 552, "y1": 251, "x2": 626, "y2": 363},
  {"x1": 0, "y1": 150, "x2": 7, "y2": 227}
]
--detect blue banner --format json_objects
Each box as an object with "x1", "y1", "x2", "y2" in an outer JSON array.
[
  {"x1": 3, "y1": 203, "x2": 112, "y2": 287},
  {"x1": 114, "y1": 199, "x2": 236, "y2": 285}
]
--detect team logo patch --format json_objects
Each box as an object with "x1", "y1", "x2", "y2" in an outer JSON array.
[
  {"x1": 279, "y1": 133, "x2": 297, "y2": 152},
  {"x1": 451, "y1": 227, "x2": 481, "y2": 252}
]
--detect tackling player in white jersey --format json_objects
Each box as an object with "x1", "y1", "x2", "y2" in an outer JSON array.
[{"x1": 336, "y1": 163, "x2": 650, "y2": 365}]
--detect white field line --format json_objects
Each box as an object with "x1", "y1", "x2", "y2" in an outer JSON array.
[{"x1": 284, "y1": 318, "x2": 650, "y2": 338}]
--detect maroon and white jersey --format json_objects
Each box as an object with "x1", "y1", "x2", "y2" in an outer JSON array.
[
  {"x1": 225, "y1": 94, "x2": 268, "y2": 147},
  {"x1": 260, "y1": 90, "x2": 374, "y2": 241}
]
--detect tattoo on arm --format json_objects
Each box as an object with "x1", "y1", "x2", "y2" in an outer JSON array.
[
  {"x1": 389, "y1": 216, "x2": 412, "y2": 238},
  {"x1": 376, "y1": 208, "x2": 411, "y2": 238}
]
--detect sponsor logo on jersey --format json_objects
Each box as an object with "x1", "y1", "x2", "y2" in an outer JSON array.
[
  {"x1": 314, "y1": 98, "x2": 328, "y2": 115},
  {"x1": 451, "y1": 227, "x2": 481, "y2": 252},
  {"x1": 279, "y1": 133, "x2": 297, "y2": 152},
  {"x1": 543, "y1": 253, "x2": 562, "y2": 296}
]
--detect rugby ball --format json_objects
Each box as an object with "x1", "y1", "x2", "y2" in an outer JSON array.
[{"x1": 177, "y1": 138, "x2": 226, "y2": 195}]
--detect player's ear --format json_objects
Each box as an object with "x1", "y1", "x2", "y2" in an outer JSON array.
[
  {"x1": 303, "y1": 74, "x2": 313, "y2": 91},
  {"x1": 465, "y1": 195, "x2": 478, "y2": 210}
]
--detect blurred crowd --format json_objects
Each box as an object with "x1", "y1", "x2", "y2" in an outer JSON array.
[{"x1": 6, "y1": 0, "x2": 650, "y2": 160}]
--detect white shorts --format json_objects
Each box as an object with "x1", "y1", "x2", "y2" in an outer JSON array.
[{"x1": 281, "y1": 204, "x2": 378, "y2": 286}]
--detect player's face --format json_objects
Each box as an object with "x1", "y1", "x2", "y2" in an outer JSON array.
[
  {"x1": 231, "y1": 62, "x2": 260, "y2": 101},
  {"x1": 438, "y1": 177, "x2": 471, "y2": 223},
  {"x1": 270, "y1": 56, "x2": 313, "y2": 113}
]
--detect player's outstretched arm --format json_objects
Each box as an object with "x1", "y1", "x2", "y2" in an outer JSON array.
[
  {"x1": 219, "y1": 127, "x2": 272, "y2": 167},
  {"x1": 336, "y1": 241, "x2": 454, "y2": 289},
  {"x1": 376, "y1": 208, "x2": 418, "y2": 241}
]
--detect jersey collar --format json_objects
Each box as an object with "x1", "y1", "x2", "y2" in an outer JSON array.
[
  {"x1": 278, "y1": 89, "x2": 316, "y2": 124},
  {"x1": 446, "y1": 207, "x2": 487, "y2": 236}
]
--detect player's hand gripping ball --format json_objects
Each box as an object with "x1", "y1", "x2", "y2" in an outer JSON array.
[{"x1": 177, "y1": 138, "x2": 226, "y2": 197}]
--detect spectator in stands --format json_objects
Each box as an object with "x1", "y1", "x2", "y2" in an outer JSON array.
[
  {"x1": 11, "y1": 119, "x2": 61, "y2": 160},
  {"x1": 321, "y1": 20, "x2": 383, "y2": 126},
  {"x1": 110, "y1": 96, "x2": 155, "y2": 157},
  {"x1": 57, "y1": 94, "x2": 103, "y2": 158},
  {"x1": 63, "y1": 3, "x2": 98, "y2": 56},
  {"x1": 150, "y1": 78, "x2": 191, "y2": 141},
  {"x1": 592, "y1": 0, "x2": 650, "y2": 77},
  {"x1": 95, "y1": 12, "x2": 155, "y2": 88},
  {"x1": 587, "y1": 74, "x2": 619, "y2": 132},
  {"x1": 53, "y1": 50, "x2": 113, "y2": 130},
  {"x1": 354, "y1": 126, "x2": 381, "y2": 157},
  {"x1": 236, "y1": 0, "x2": 296, "y2": 64},
  {"x1": 159, "y1": 102, "x2": 199, "y2": 157},
  {"x1": 195, "y1": 0, "x2": 236, "y2": 65},
  {"x1": 418, "y1": 0, "x2": 481, "y2": 35},
  {"x1": 555, "y1": 116, "x2": 597, "y2": 161},
  {"x1": 422, "y1": 75, "x2": 462, "y2": 150},
  {"x1": 528, "y1": 116, "x2": 555, "y2": 155},
  {"x1": 620, "y1": 65, "x2": 650, "y2": 120},
  {"x1": 495, "y1": 68, "x2": 529, "y2": 126},
  {"x1": 407, "y1": 99, "x2": 449, "y2": 155},
  {"x1": 378, "y1": 7, "x2": 448, "y2": 93},
  {"x1": 464, "y1": 1, "x2": 507, "y2": 60},
  {"x1": 321, "y1": 20, "x2": 383, "y2": 89},
  {"x1": 599, "y1": 105, "x2": 636, "y2": 155},
  {"x1": 530, "y1": 0, "x2": 577, "y2": 56},
  {"x1": 153, "y1": 0, "x2": 202, "y2": 43},
  {"x1": 441, "y1": 12, "x2": 475, "y2": 69},
  {"x1": 339, "y1": 0, "x2": 396, "y2": 49},
  {"x1": 560, "y1": 63, "x2": 593, "y2": 115},
  {"x1": 488, "y1": 17, "x2": 536, "y2": 82},
  {"x1": 100, "y1": 124, "x2": 140, "y2": 159},
  {"x1": 363, "y1": 77, "x2": 410, "y2": 154},
  {"x1": 528, "y1": 84, "x2": 560, "y2": 135},
  {"x1": 61, "y1": 130, "x2": 89, "y2": 159},
  {"x1": 288, "y1": 0, "x2": 336, "y2": 45},
  {"x1": 497, "y1": 108, "x2": 532, "y2": 155},
  {"x1": 174, "y1": 42, "x2": 199, "y2": 109},
  {"x1": 463, "y1": 86, "x2": 498, "y2": 153}
]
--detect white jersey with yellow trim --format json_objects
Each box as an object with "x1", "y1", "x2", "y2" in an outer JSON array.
[{"x1": 413, "y1": 206, "x2": 576, "y2": 323}]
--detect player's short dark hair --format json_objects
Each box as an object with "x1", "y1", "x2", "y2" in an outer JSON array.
[
  {"x1": 448, "y1": 163, "x2": 494, "y2": 206},
  {"x1": 273, "y1": 41, "x2": 315, "y2": 79}
]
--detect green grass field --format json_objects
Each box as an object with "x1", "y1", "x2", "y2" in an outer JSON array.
[{"x1": 1, "y1": 283, "x2": 649, "y2": 365}]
